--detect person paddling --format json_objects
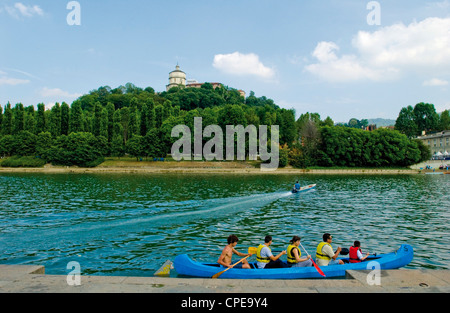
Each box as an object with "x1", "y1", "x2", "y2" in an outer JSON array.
[
  {"x1": 286, "y1": 236, "x2": 313, "y2": 267},
  {"x1": 349, "y1": 241, "x2": 370, "y2": 263},
  {"x1": 217, "y1": 235, "x2": 251, "y2": 269},
  {"x1": 315, "y1": 233, "x2": 344, "y2": 266},
  {"x1": 256, "y1": 235, "x2": 287, "y2": 269}
]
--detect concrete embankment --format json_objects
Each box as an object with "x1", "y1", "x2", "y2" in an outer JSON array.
[
  {"x1": 1, "y1": 265, "x2": 448, "y2": 293},
  {"x1": 0, "y1": 166, "x2": 422, "y2": 175}
]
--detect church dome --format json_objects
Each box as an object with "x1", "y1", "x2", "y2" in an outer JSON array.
[
  {"x1": 169, "y1": 65, "x2": 186, "y2": 79},
  {"x1": 167, "y1": 65, "x2": 186, "y2": 91}
]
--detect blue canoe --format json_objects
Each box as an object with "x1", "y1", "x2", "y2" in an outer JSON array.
[
  {"x1": 292, "y1": 184, "x2": 316, "y2": 193},
  {"x1": 173, "y1": 244, "x2": 413, "y2": 279}
]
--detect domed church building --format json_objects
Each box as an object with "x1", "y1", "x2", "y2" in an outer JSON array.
[{"x1": 166, "y1": 65, "x2": 186, "y2": 91}]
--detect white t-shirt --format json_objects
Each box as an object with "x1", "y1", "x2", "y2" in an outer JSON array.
[{"x1": 357, "y1": 249, "x2": 363, "y2": 260}]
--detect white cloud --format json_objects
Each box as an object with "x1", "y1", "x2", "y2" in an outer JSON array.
[
  {"x1": 213, "y1": 52, "x2": 275, "y2": 79},
  {"x1": 45, "y1": 102, "x2": 56, "y2": 111},
  {"x1": 40, "y1": 87, "x2": 82, "y2": 99},
  {"x1": 306, "y1": 17, "x2": 450, "y2": 83},
  {"x1": 427, "y1": 0, "x2": 450, "y2": 9},
  {"x1": 353, "y1": 17, "x2": 450, "y2": 69},
  {"x1": 423, "y1": 78, "x2": 449, "y2": 86},
  {"x1": 305, "y1": 41, "x2": 397, "y2": 82},
  {"x1": 4, "y1": 2, "x2": 44, "y2": 18},
  {"x1": 0, "y1": 76, "x2": 30, "y2": 86}
]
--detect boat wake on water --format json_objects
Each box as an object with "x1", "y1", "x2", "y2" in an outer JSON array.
[{"x1": 0, "y1": 191, "x2": 291, "y2": 248}]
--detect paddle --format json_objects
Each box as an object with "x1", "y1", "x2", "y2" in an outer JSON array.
[
  {"x1": 299, "y1": 243, "x2": 326, "y2": 277},
  {"x1": 212, "y1": 255, "x2": 251, "y2": 279},
  {"x1": 248, "y1": 247, "x2": 283, "y2": 254}
]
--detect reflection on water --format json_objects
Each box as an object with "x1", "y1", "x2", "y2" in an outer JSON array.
[{"x1": 0, "y1": 173, "x2": 448, "y2": 276}]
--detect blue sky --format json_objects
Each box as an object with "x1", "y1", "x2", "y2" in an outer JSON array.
[{"x1": 0, "y1": 0, "x2": 449, "y2": 123}]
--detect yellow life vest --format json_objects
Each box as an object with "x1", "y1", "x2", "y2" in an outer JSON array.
[
  {"x1": 316, "y1": 242, "x2": 332, "y2": 261},
  {"x1": 287, "y1": 244, "x2": 301, "y2": 264},
  {"x1": 256, "y1": 244, "x2": 271, "y2": 263}
]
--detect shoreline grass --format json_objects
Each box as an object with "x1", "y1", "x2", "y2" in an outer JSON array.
[{"x1": 0, "y1": 157, "x2": 424, "y2": 175}]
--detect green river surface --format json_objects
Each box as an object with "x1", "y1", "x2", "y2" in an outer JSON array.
[{"x1": 0, "y1": 173, "x2": 448, "y2": 277}]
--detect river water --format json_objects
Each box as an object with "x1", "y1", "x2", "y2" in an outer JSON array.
[{"x1": 0, "y1": 173, "x2": 448, "y2": 277}]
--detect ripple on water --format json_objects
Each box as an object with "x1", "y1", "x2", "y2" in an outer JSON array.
[{"x1": 0, "y1": 173, "x2": 448, "y2": 276}]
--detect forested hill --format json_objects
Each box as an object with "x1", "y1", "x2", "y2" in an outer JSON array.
[
  {"x1": 0, "y1": 83, "x2": 298, "y2": 167},
  {"x1": 0, "y1": 82, "x2": 432, "y2": 169},
  {"x1": 75, "y1": 83, "x2": 279, "y2": 111},
  {"x1": 71, "y1": 83, "x2": 297, "y2": 146}
]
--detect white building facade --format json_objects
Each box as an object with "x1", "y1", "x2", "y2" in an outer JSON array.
[{"x1": 417, "y1": 130, "x2": 450, "y2": 159}]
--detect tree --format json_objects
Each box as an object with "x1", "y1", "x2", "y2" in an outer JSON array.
[
  {"x1": 296, "y1": 112, "x2": 321, "y2": 138},
  {"x1": 277, "y1": 109, "x2": 296, "y2": 146},
  {"x1": 128, "y1": 106, "x2": 139, "y2": 138},
  {"x1": 106, "y1": 102, "x2": 115, "y2": 142},
  {"x1": 48, "y1": 132, "x2": 104, "y2": 167},
  {"x1": 146, "y1": 98, "x2": 155, "y2": 131},
  {"x1": 299, "y1": 120, "x2": 321, "y2": 167},
  {"x1": 13, "y1": 103, "x2": 25, "y2": 134},
  {"x1": 36, "y1": 103, "x2": 46, "y2": 134},
  {"x1": 279, "y1": 144, "x2": 289, "y2": 168},
  {"x1": 69, "y1": 101, "x2": 84, "y2": 133},
  {"x1": 413, "y1": 102, "x2": 439, "y2": 134},
  {"x1": 2, "y1": 102, "x2": 13, "y2": 135},
  {"x1": 321, "y1": 116, "x2": 334, "y2": 127},
  {"x1": 49, "y1": 103, "x2": 61, "y2": 137},
  {"x1": 126, "y1": 135, "x2": 144, "y2": 160},
  {"x1": 140, "y1": 102, "x2": 149, "y2": 136},
  {"x1": 218, "y1": 104, "x2": 247, "y2": 131},
  {"x1": 395, "y1": 105, "x2": 418, "y2": 138},
  {"x1": 93, "y1": 102, "x2": 102, "y2": 136},
  {"x1": 118, "y1": 107, "x2": 130, "y2": 144},
  {"x1": 36, "y1": 132, "x2": 53, "y2": 159},
  {"x1": 23, "y1": 106, "x2": 36, "y2": 133},
  {"x1": 154, "y1": 104, "x2": 164, "y2": 129},
  {"x1": 0, "y1": 105, "x2": 3, "y2": 131},
  {"x1": 143, "y1": 128, "x2": 167, "y2": 158},
  {"x1": 14, "y1": 131, "x2": 37, "y2": 156},
  {"x1": 162, "y1": 100, "x2": 172, "y2": 122},
  {"x1": 61, "y1": 102, "x2": 70, "y2": 135},
  {"x1": 0, "y1": 135, "x2": 15, "y2": 156},
  {"x1": 439, "y1": 110, "x2": 450, "y2": 131},
  {"x1": 413, "y1": 139, "x2": 431, "y2": 163}
]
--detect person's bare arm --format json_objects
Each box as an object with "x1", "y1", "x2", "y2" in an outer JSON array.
[
  {"x1": 232, "y1": 248, "x2": 251, "y2": 257},
  {"x1": 269, "y1": 250, "x2": 286, "y2": 261},
  {"x1": 293, "y1": 248, "x2": 310, "y2": 262}
]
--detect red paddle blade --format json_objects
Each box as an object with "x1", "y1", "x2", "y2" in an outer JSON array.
[{"x1": 312, "y1": 260, "x2": 326, "y2": 277}]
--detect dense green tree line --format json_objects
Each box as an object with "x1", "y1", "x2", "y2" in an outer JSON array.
[
  {"x1": 395, "y1": 102, "x2": 450, "y2": 138},
  {"x1": 286, "y1": 113, "x2": 430, "y2": 168},
  {"x1": 0, "y1": 83, "x2": 432, "y2": 168},
  {"x1": 0, "y1": 84, "x2": 297, "y2": 166},
  {"x1": 316, "y1": 126, "x2": 429, "y2": 168}
]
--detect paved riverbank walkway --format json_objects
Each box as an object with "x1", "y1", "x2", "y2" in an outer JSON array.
[{"x1": 0, "y1": 265, "x2": 448, "y2": 293}]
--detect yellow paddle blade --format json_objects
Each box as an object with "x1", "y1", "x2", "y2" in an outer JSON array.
[
  {"x1": 248, "y1": 247, "x2": 257, "y2": 254},
  {"x1": 154, "y1": 260, "x2": 173, "y2": 277}
]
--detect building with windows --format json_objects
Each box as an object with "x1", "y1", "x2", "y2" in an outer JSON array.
[
  {"x1": 417, "y1": 130, "x2": 450, "y2": 159},
  {"x1": 166, "y1": 65, "x2": 245, "y2": 97},
  {"x1": 166, "y1": 65, "x2": 186, "y2": 91},
  {"x1": 186, "y1": 81, "x2": 223, "y2": 90}
]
